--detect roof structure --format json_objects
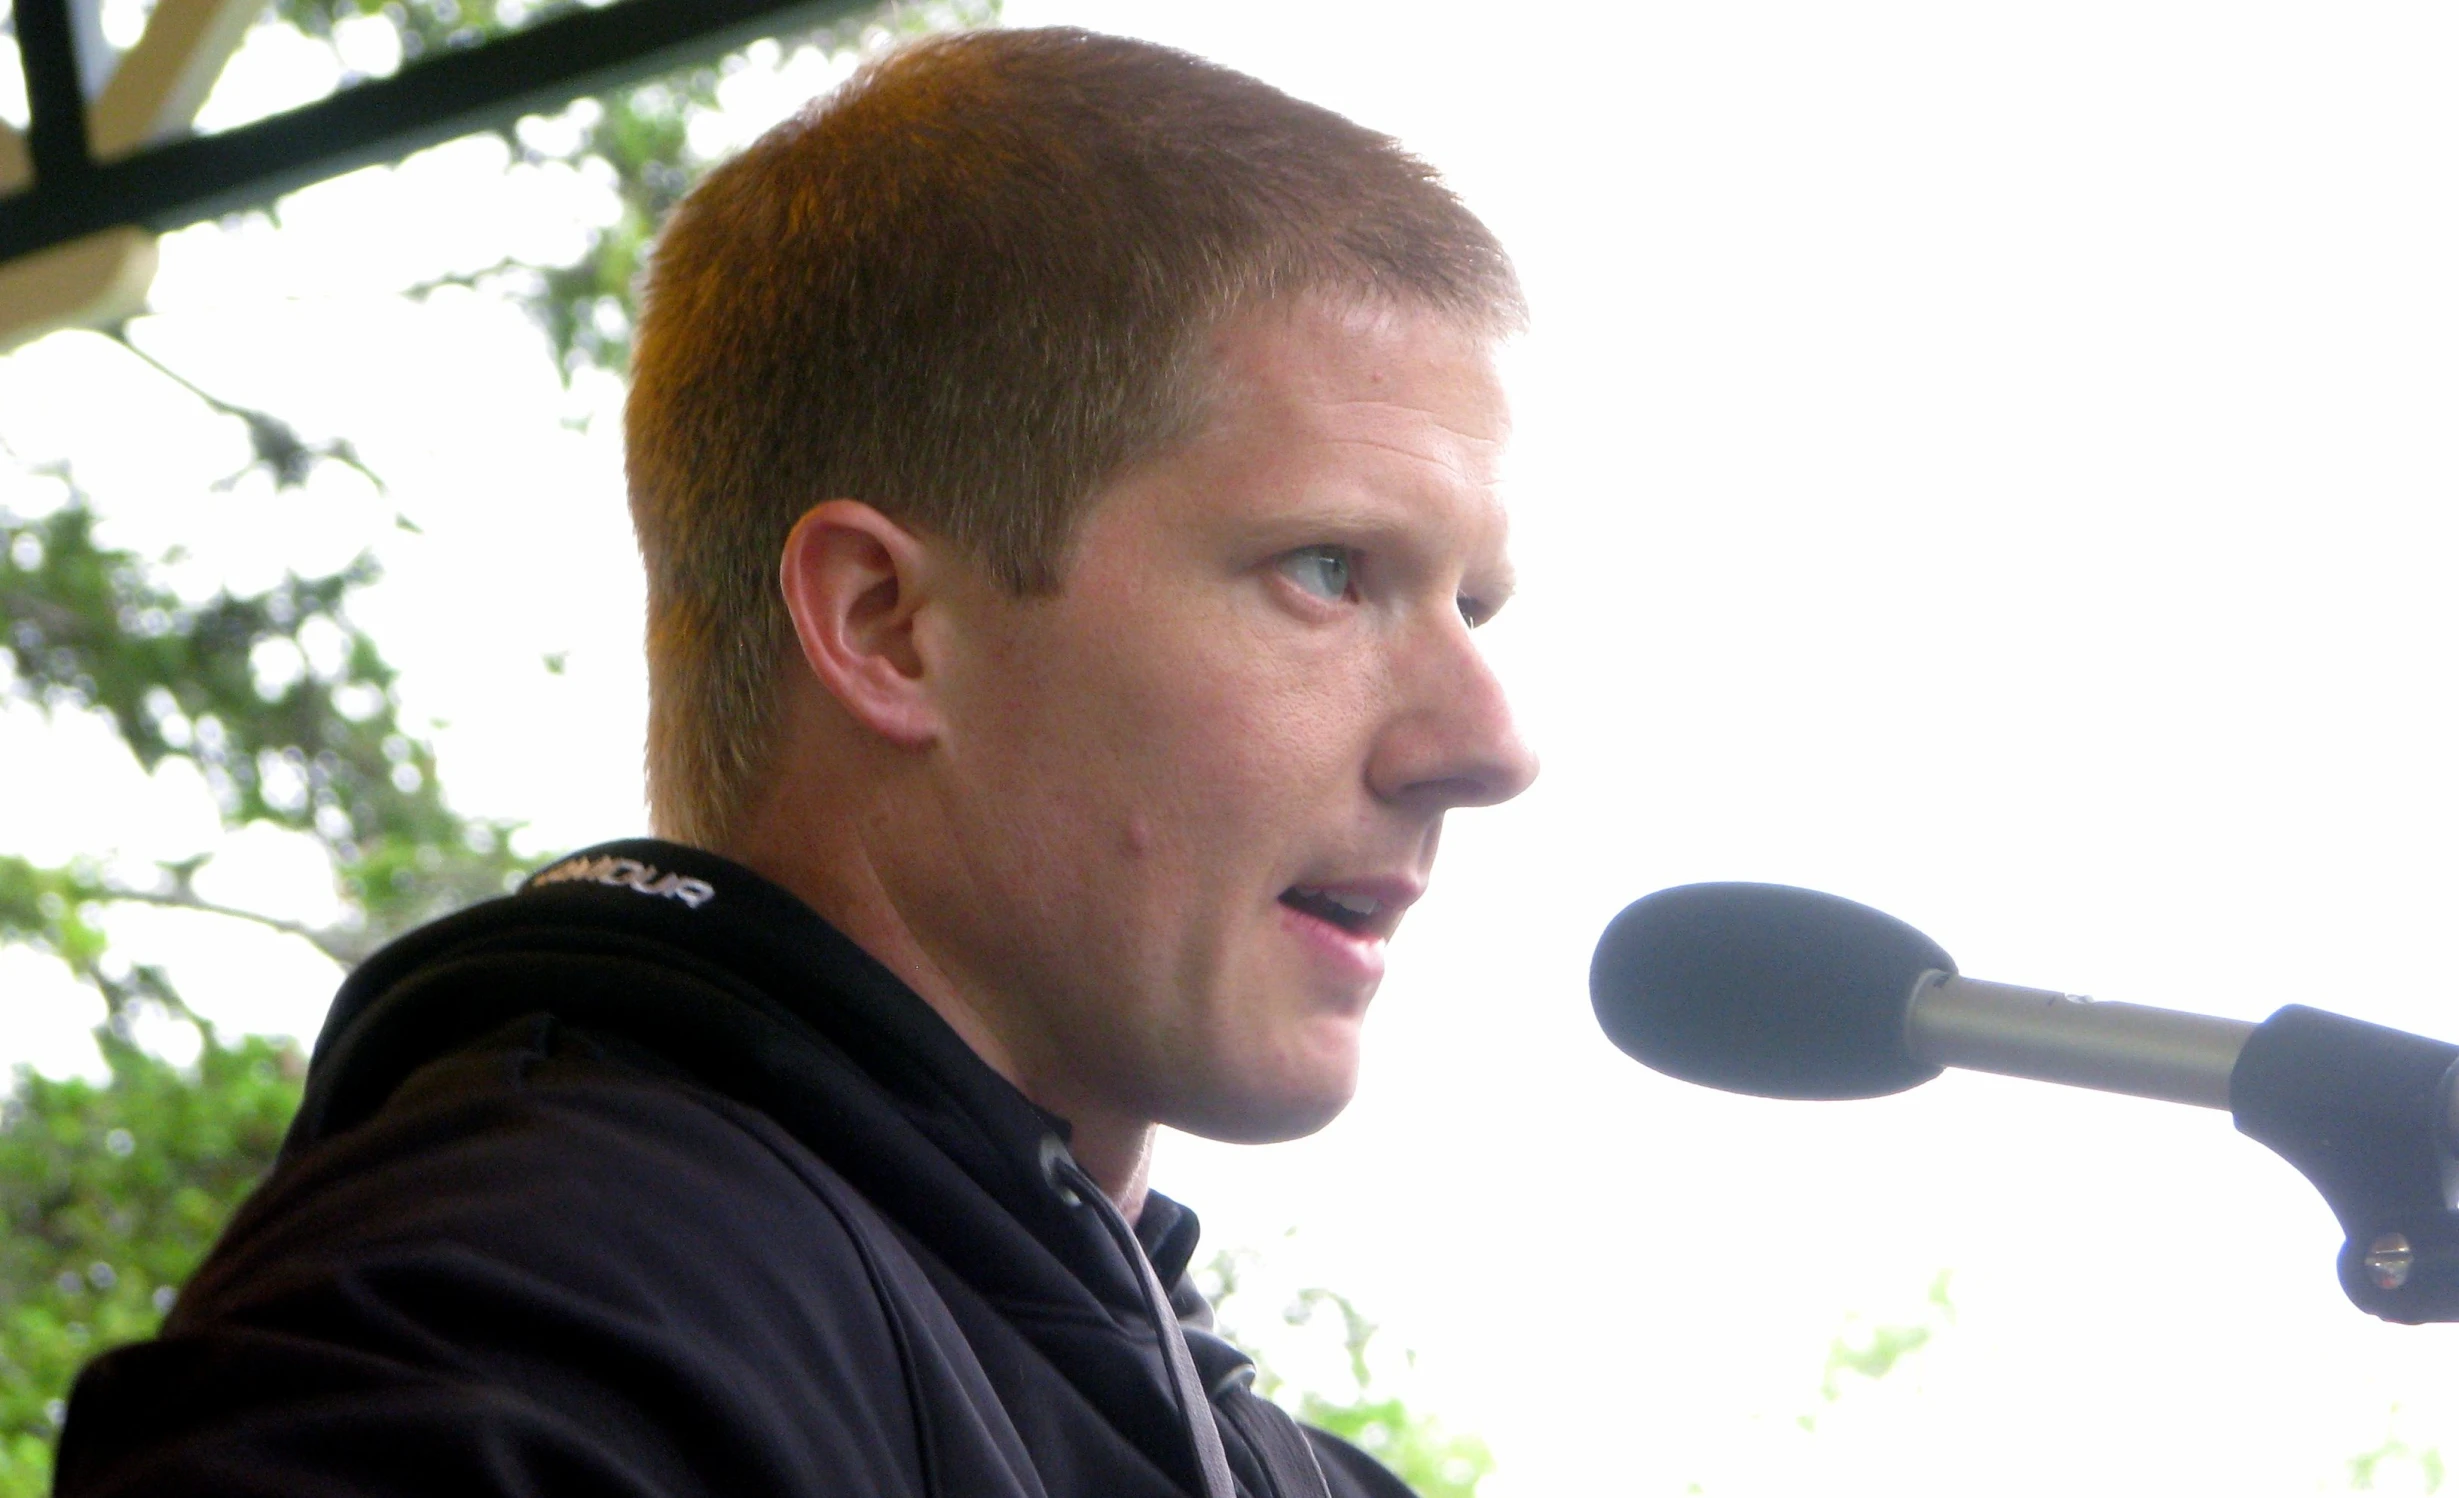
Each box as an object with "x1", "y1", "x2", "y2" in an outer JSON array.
[{"x1": 0, "y1": 0, "x2": 866, "y2": 349}]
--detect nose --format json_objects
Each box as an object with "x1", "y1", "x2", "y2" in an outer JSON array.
[{"x1": 1366, "y1": 616, "x2": 1540, "y2": 812}]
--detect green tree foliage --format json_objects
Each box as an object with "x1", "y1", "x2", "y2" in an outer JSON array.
[
  {"x1": 0, "y1": 479, "x2": 527, "y2": 976},
  {"x1": 1204, "y1": 1249, "x2": 1494, "y2": 1498},
  {"x1": 271, "y1": 0, "x2": 996, "y2": 380},
  {"x1": 2350, "y1": 1409, "x2": 2447, "y2": 1494},
  {"x1": 0, "y1": 1034, "x2": 304, "y2": 1498},
  {"x1": 269, "y1": 0, "x2": 720, "y2": 376},
  {"x1": 1798, "y1": 1267, "x2": 1956, "y2": 1431}
]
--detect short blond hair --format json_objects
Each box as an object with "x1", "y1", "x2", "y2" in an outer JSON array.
[{"x1": 625, "y1": 26, "x2": 1524, "y2": 847}]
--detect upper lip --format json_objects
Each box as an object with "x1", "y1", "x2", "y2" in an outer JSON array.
[{"x1": 1280, "y1": 875, "x2": 1425, "y2": 941}]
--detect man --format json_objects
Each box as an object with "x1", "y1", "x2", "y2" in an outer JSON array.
[{"x1": 56, "y1": 26, "x2": 1536, "y2": 1498}]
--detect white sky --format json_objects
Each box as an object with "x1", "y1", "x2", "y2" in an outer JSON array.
[{"x1": 6, "y1": 3, "x2": 2459, "y2": 1493}]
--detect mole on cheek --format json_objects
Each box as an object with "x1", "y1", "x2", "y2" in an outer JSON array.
[{"x1": 1121, "y1": 812, "x2": 1156, "y2": 858}]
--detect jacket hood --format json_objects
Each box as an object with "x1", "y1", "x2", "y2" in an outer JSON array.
[{"x1": 286, "y1": 837, "x2": 1224, "y2": 1482}]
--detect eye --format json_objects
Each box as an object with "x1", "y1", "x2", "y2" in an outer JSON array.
[{"x1": 1277, "y1": 545, "x2": 1356, "y2": 604}]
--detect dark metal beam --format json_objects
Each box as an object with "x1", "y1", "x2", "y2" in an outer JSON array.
[
  {"x1": 0, "y1": 0, "x2": 872, "y2": 264},
  {"x1": 15, "y1": 0, "x2": 96, "y2": 192}
]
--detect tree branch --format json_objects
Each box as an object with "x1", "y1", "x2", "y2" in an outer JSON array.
[
  {"x1": 402, "y1": 254, "x2": 529, "y2": 300},
  {"x1": 95, "y1": 884, "x2": 363, "y2": 967},
  {"x1": 104, "y1": 328, "x2": 389, "y2": 497}
]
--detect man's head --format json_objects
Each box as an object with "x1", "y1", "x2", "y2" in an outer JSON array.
[
  {"x1": 629, "y1": 27, "x2": 1522, "y2": 847},
  {"x1": 627, "y1": 28, "x2": 1535, "y2": 1156}
]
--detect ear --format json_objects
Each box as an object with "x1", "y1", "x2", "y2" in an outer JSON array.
[{"x1": 778, "y1": 500, "x2": 943, "y2": 748}]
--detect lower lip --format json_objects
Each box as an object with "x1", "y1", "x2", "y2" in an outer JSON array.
[{"x1": 1276, "y1": 900, "x2": 1388, "y2": 990}]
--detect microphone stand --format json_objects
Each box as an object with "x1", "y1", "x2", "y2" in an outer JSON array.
[
  {"x1": 1593, "y1": 880, "x2": 2459, "y2": 1323},
  {"x1": 2231, "y1": 1005, "x2": 2459, "y2": 1323},
  {"x1": 1904, "y1": 975, "x2": 2459, "y2": 1322}
]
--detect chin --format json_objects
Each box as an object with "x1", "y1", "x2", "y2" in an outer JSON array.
[{"x1": 1169, "y1": 1061, "x2": 1360, "y2": 1145}]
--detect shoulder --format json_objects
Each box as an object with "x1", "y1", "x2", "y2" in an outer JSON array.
[
  {"x1": 205, "y1": 1013, "x2": 907, "y2": 1343},
  {"x1": 60, "y1": 1015, "x2": 933, "y2": 1498}
]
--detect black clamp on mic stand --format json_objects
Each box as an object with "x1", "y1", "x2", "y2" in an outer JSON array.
[{"x1": 2232, "y1": 1005, "x2": 2459, "y2": 1322}]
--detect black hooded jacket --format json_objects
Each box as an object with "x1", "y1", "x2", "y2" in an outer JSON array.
[{"x1": 54, "y1": 840, "x2": 1416, "y2": 1498}]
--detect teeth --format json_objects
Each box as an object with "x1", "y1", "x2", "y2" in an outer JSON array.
[{"x1": 1295, "y1": 886, "x2": 1380, "y2": 917}]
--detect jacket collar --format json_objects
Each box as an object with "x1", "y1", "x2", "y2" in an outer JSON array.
[{"x1": 293, "y1": 836, "x2": 1208, "y2": 1301}]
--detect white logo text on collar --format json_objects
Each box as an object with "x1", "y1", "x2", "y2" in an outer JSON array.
[{"x1": 532, "y1": 855, "x2": 716, "y2": 910}]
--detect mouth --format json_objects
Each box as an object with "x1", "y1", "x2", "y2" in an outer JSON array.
[{"x1": 1277, "y1": 881, "x2": 1414, "y2": 942}]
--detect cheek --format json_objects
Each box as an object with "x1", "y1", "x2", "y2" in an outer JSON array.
[
  {"x1": 1099, "y1": 629, "x2": 1365, "y2": 859},
  {"x1": 976, "y1": 576, "x2": 1384, "y2": 940}
]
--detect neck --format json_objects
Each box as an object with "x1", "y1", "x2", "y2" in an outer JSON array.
[
  {"x1": 1061, "y1": 1110, "x2": 1156, "y2": 1223},
  {"x1": 726, "y1": 771, "x2": 1158, "y2": 1223}
]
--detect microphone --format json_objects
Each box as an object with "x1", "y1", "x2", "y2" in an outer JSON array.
[
  {"x1": 1590, "y1": 881, "x2": 2459, "y2": 1323},
  {"x1": 1588, "y1": 881, "x2": 2253, "y2": 1108}
]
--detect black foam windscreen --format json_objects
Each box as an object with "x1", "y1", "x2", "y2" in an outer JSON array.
[{"x1": 1590, "y1": 882, "x2": 1955, "y2": 1100}]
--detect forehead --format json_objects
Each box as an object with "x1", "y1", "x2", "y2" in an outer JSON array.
[
  {"x1": 1079, "y1": 296, "x2": 1514, "y2": 569},
  {"x1": 1204, "y1": 296, "x2": 1511, "y2": 469}
]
